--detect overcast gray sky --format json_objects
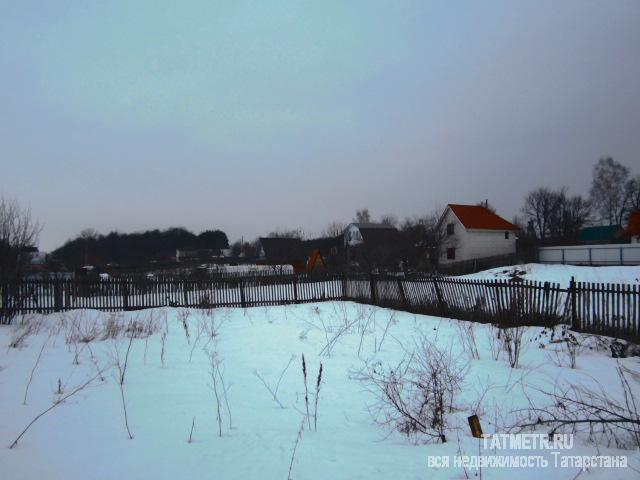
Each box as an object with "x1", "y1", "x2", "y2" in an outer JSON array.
[{"x1": 2, "y1": 1, "x2": 639, "y2": 251}]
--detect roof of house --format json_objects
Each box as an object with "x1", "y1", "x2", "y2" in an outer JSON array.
[
  {"x1": 258, "y1": 237, "x2": 305, "y2": 263},
  {"x1": 578, "y1": 225, "x2": 624, "y2": 243},
  {"x1": 359, "y1": 229, "x2": 405, "y2": 245},
  {"x1": 345, "y1": 223, "x2": 405, "y2": 247},
  {"x1": 304, "y1": 235, "x2": 343, "y2": 253},
  {"x1": 447, "y1": 204, "x2": 519, "y2": 231},
  {"x1": 350, "y1": 222, "x2": 397, "y2": 230}
]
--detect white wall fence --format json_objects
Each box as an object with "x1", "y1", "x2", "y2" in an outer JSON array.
[{"x1": 538, "y1": 244, "x2": 640, "y2": 266}]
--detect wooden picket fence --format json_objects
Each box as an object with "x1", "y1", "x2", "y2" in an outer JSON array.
[{"x1": 1, "y1": 274, "x2": 639, "y2": 341}]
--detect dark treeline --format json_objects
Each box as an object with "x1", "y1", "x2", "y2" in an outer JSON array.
[
  {"x1": 4, "y1": 156, "x2": 638, "y2": 276},
  {"x1": 52, "y1": 227, "x2": 229, "y2": 269}
]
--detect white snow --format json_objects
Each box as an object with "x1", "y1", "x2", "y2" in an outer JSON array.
[
  {"x1": 462, "y1": 263, "x2": 640, "y2": 287},
  {"x1": 0, "y1": 304, "x2": 638, "y2": 479}
]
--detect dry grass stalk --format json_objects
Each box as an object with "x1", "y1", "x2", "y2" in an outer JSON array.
[
  {"x1": 160, "y1": 331, "x2": 167, "y2": 367},
  {"x1": 302, "y1": 353, "x2": 311, "y2": 429},
  {"x1": 208, "y1": 348, "x2": 231, "y2": 436},
  {"x1": 287, "y1": 417, "x2": 306, "y2": 480},
  {"x1": 253, "y1": 354, "x2": 294, "y2": 409},
  {"x1": 114, "y1": 332, "x2": 135, "y2": 439},
  {"x1": 22, "y1": 337, "x2": 48, "y2": 405},
  {"x1": 188, "y1": 416, "x2": 196, "y2": 443},
  {"x1": 313, "y1": 363, "x2": 323, "y2": 432},
  {"x1": 513, "y1": 364, "x2": 640, "y2": 448},
  {"x1": 10, "y1": 368, "x2": 107, "y2": 448},
  {"x1": 456, "y1": 321, "x2": 480, "y2": 360}
]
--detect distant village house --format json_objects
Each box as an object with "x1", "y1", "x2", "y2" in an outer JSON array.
[
  {"x1": 628, "y1": 211, "x2": 640, "y2": 244},
  {"x1": 577, "y1": 225, "x2": 625, "y2": 244},
  {"x1": 439, "y1": 204, "x2": 519, "y2": 264},
  {"x1": 343, "y1": 222, "x2": 407, "y2": 269},
  {"x1": 256, "y1": 237, "x2": 306, "y2": 272}
]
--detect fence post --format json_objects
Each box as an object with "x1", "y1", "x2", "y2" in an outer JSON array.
[
  {"x1": 122, "y1": 279, "x2": 129, "y2": 310},
  {"x1": 369, "y1": 273, "x2": 378, "y2": 305},
  {"x1": 542, "y1": 281, "x2": 550, "y2": 319},
  {"x1": 293, "y1": 276, "x2": 299, "y2": 304},
  {"x1": 433, "y1": 276, "x2": 445, "y2": 316},
  {"x1": 53, "y1": 279, "x2": 62, "y2": 312},
  {"x1": 341, "y1": 274, "x2": 348, "y2": 301},
  {"x1": 183, "y1": 279, "x2": 189, "y2": 306},
  {"x1": 396, "y1": 278, "x2": 408, "y2": 310},
  {"x1": 239, "y1": 279, "x2": 247, "y2": 308},
  {"x1": 1, "y1": 281, "x2": 8, "y2": 323},
  {"x1": 569, "y1": 276, "x2": 579, "y2": 330},
  {"x1": 64, "y1": 281, "x2": 70, "y2": 309}
]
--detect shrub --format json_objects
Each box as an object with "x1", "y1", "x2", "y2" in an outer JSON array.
[{"x1": 361, "y1": 339, "x2": 468, "y2": 443}]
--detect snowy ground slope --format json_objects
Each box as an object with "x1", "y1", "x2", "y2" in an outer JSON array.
[
  {"x1": 0, "y1": 304, "x2": 638, "y2": 480},
  {"x1": 462, "y1": 263, "x2": 640, "y2": 286}
]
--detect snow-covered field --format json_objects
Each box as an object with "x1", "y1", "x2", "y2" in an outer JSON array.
[
  {"x1": 1, "y1": 303, "x2": 639, "y2": 479},
  {"x1": 463, "y1": 263, "x2": 640, "y2": 287}
]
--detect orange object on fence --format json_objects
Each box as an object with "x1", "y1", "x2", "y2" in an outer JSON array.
[{"x1": 306, "y1": 249, "x2": 326, "y2": 273}]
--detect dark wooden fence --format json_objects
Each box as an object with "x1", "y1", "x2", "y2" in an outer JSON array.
[
  {"x1": 2, "y1": 274, "x2": 638, "y2": 341},
  {"x1": 434, "y1": 253, "x2": 520, "y2": 276},
  {"x1": 0, "y1": 274, "x2": 345, "y2": 316}
]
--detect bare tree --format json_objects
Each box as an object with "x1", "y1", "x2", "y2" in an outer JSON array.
[
  {"x1": 230, "y1": 240, "x2": 242, "y2": 257},
  {"x1": 430, "y1": 210, "x2": 455, "y2": 266},
  {"x1": 559, "y1": 194, "x2": 592, "y2": 241},
  {"x1": 322, "y1": 221, "x2": 346, "y2": 238},
  {"x1": 401, "y1": 209, "x2": 448, "y2": 267},
  {"x1": 268, "y1": 228, "x2": 305, "y2": 239},
  {"x1": 590, "y1": 156, "x2": 630, "y2": 225},
  {"x1": 379, "y1": 214, "x2": 398, "y2": 227},
  {"x1": 625, "y1": 175, "x2": 640, "y2": 219},
  {"x1": 400, "y1": 215, "x2": 428, "y2": 245},
  {"x1": 521, "y1": 187, "x2": 591, "y2": 243},
  {"x1": 230, "y1": 239, "x2": 257, "y2": 259},
  {"x1": 353, "y1": 208, "x2": 371, "y2": 223},
  {"x1": 521, "y1": 187, "x2": 563, "y2": 241},
  {"x1": 0, "y1": 196, "x2": 42, "y2": 281},
  {"x1": 79, "y1": 228, "x2": 99, "y2": 240},
  {"x1": 236, "y1": 239, "x2": 258, "y2": 258},
  {"x1": 0, "y1": 197, "x2": 43, "y2": 323}
]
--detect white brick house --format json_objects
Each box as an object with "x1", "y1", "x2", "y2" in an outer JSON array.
[{"x1": 438, "y1": 204, "x2": 519, "y2": 264}]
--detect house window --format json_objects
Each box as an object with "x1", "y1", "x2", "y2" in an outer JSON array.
[
  {"x1": 447, "y1": 248, "x2": 456, "y2": 260},
  {"x1": 446, "y1": 223, "x2": 455, "y2": 236},
  {"x1": 505, "y1": 232, "x2": 509, "y2": 239}
]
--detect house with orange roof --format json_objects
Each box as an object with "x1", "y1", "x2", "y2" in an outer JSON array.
[
  {"x1": 438, "y1": 204, "x2": 520, "y2": 264},
  {"x1": 627, "y1": 210, "x2": 640, "y2": 244}
]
